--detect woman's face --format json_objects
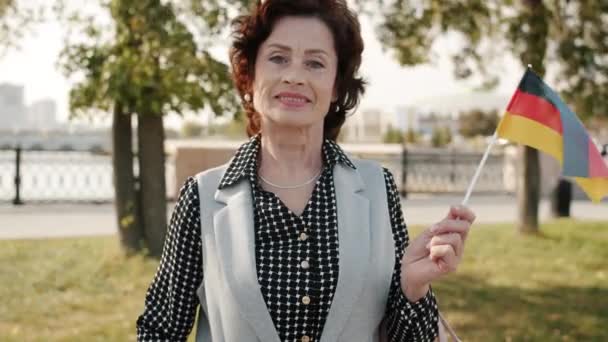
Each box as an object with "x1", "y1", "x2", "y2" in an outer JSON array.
[{"x1": 252, "y1": 16, "x2": 338, "y2": 132}]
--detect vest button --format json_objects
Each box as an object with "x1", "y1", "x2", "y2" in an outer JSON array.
[
  {"x1": 301, "y1": 295, "x2": 311, "y2": 305},
  {"x1": 301, "y1": 335, "x2": 310, "y2": 342},
  {"x1": 300, "y1": 260, "x2": 310, "y2": 269},
  {"x1": 298, "y1": 232, "x2": 308, "y2": 241}
]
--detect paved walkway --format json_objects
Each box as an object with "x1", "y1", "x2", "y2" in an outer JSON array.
[{"x1": 1, "y1": 194, "x2": 607, "y2": 240}]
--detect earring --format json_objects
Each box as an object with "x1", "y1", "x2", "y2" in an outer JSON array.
[{"x1": 244, "y1": 93, "x2": 251, "y2": 102}]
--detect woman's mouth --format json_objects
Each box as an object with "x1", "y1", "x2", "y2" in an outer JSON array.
[{"x1": 275, "y1": 92, "x2": 311, "y2": 108}]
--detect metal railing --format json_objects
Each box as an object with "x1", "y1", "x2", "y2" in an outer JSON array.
[
  {"x1": 0, "y1": 147, "x2": 175, "y2": 204},
  {"x1": 1, "y1": 144, "x2": 505, "y2": 205},
  {"x1": 401, "y1": 148, "x2": 505, "y2": 195},
  {"x1": 344, "y1": 145, "x2": 506, "y2": 196}
]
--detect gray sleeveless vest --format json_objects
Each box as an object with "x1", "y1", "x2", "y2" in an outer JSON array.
[{"x1": 194, "y1": 159, "x2": 394, "y2": 342}]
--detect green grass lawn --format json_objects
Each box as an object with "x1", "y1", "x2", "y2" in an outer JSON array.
[{"x1": 1, "y1": 220, "x2": 607, "y2": 341}]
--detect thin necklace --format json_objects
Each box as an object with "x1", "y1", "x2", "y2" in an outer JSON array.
[{"x1": 258, "y1": 168, "x2": 323, "y2": 189}]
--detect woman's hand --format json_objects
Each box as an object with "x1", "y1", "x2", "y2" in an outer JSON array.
[{"x1": 400, "y1": 205, "x2": 476, "y2": 302}]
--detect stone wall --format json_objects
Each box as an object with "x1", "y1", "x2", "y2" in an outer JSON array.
[{"x1": 172, "y1": 141, "x2": 240, "y2": 192}]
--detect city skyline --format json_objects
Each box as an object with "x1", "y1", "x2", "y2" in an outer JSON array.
[{"x1": 0, "y1": 82, "x2": 58, "y2": 130}]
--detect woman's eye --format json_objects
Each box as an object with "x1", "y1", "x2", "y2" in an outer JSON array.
[
  {"x1": 269, "y1": 55, "x2": 287, "y2": 64},
  {"x1": 307, "y1": 60, "x2": 325, "y2": 69}
]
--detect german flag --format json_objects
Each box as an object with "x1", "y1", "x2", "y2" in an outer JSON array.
[{"x1": 497, "y1": 68, "x2": 608, "y2": 202}]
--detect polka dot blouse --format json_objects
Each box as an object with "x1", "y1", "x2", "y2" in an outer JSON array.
[{"x1": 136, "y1": 135, "x2": 438, "y2": 341}]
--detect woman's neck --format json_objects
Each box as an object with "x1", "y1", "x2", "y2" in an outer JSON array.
[{"x1": 258, "y1": 126, "x2": 324, "y2": 183}]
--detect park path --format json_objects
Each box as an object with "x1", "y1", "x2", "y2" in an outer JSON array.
[{"x1": 1, "y1": 194, "x2": 607, "y2": 240}]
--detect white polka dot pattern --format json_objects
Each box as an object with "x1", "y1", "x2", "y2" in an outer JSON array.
[
  {"x1": 136, "y1": 177, "x2": 202, "y2": 340},
  {"x1": 383, "y1": 171, "x2": 439, "y2": 341},
  {"x1": 251, "y1": 159, "x2": 340, "y2": 342}
]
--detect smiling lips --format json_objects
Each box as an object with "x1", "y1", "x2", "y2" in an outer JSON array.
[{"x1": 275, "y1": 92, "x2": 311, "y2": 108}]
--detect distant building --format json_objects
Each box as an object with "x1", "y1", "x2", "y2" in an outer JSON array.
[
  {"x1": 0, "y1": 83, "x2": 27, "y2": 130},
  {"x1": 417, "y1": 113, "x2": 458, "y2": 136},
  {"x1": 343, "y1": 108, "x2": 397, "y2": 142},
  {"x1": 28, "y1": 99, "x2": 58, "y2": 130},
  {"x1": 396, "y1": 106, "x2": 458, "y2": 137},
  {"x1": 395, "y1": 106, "x2": 417, "y2": 132}
]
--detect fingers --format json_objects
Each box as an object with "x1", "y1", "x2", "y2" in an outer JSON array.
[
  {"x1": 430, "y1": 218, "x2": 471, "y2": 241},
  {"x1": 447, "y1": 205, "x2": 476, "y2": 224},
  {"x1": 429, "y1": 244, "x2": 457, "y2": 273},
  {"x1": 414, "y1": 205, "x2": 475, "y2": 279},
  {"x1": 427, "y1": 232, "x2": 463, "y2": 257}
]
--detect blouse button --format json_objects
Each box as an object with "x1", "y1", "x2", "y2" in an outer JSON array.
[
  {"x1": 301, "y1": 336, "x2": 310, "y2": 342},
  {"x1": 300, "y1": 260, "x2": 310, "y2": 269},
  {"x1": 298, "y1": 232, "x2": 309, "y2": 241},
  {"x1": 301, "y1": 295, "x2": 311, "y2": 305}
]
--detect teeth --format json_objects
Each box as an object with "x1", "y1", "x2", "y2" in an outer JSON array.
[{"x1": 279, "y1": 96, "x2": 306, "y2": 103}]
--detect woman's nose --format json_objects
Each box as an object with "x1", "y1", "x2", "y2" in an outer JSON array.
[{"x1": 281, "y1": 64, "x2": 305, "y2": 85}]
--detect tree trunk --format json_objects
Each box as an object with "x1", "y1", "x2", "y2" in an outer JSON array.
[
  {"x1": 517, "y1": 146, "x2": 540, "y2": 233},
  {"x1": 550, "y1": 178, "x2": 572, "y2": 217},
  {"x1": 515, "y1": 0, "x2": 548, "y2": 234},
  {"x1": 112, "y1": 102, "x2": 143, "y2": 254},
  {"x1": 137, "y1": 113, "x2": 168, "y2": 258}
]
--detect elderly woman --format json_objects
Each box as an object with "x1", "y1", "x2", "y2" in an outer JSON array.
[{"x1": 136, "y1": 0, "x2": 475, "y2": 341}]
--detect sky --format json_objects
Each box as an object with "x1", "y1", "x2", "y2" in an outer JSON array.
[{"x1": 0, "y1": 6, "x2": 523, "y2": 127}]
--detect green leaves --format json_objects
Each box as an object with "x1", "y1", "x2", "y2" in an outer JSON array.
[
  {"x1": 377, "y1": 1, "x2": 435, "y2": 66},
  {"x1": 60, "y1": 0, "x2": 241, "y2": 120},
  {"x1": 377, "y1": 0, "x2": 498, "y2": 84},
  {"x1": 0, "y1": 0, "x2": 50, "y2": 55},
  {"x1": 177, "y1": 0, "x2": 251, "y2": 48},
  {"x1": 458, "y1": 109, "x2": 499, "y2": 138},
  {"x1": 551, "y1": 1, "x2": 608, "y2": 121},
  {"x1": 375, "y1": 0, "x2": 608, "y2": 122}
]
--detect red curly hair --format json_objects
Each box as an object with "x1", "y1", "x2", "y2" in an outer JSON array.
[{"x1": 229, "y1": 0, "x2": 366, "y2": 141}]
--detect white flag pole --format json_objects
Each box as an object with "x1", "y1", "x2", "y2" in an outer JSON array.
[{"x1": 461, "y1": 132, "x2": 499, "y2": 206}]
